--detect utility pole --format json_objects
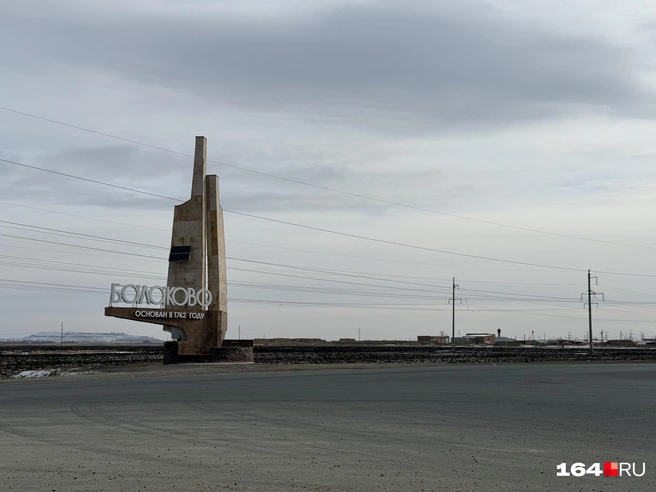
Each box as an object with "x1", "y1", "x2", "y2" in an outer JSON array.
[
  {"x1": 448, "y1": 278, "x2": 461, "y2": 348},
  {"x1": 60, "y1": 322, "x2": 63, "y2": 347},
  {"x1": 452, "y1": 277, "x2": 456, "y2": 348},
  {"x1": 358, "y1": 327, "x2": 361, "y2": 342},
  {"x1": 581, "y1": 270, "x2": 603, "y2": 356},
  {"x1": 588, "y1": 270, "x2": 592, "y2": 354},
  {"x1": 238, "y1": 325, "x2": 241, "y2": 340}
]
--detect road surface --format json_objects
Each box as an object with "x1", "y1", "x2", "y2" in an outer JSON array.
[{"x1": 0, "y1": 363, "x2": 654, "y2": 491}]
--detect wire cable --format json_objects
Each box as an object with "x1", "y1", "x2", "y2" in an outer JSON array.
[
  {"x1": 3, "y1": 105, "x2": 656, "y2": 251},
  {"x1": 0, "y1": 157, "x2": 587, "y2": 272}
]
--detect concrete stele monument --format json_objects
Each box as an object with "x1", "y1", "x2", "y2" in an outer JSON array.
[
  {"x1": 105, "y1": 136, "x2": 235, "y2": 358},
  {"x1": 163, "y1": 136, "x2": 228, "y2": 354}
]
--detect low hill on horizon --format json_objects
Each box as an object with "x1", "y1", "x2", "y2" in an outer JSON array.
[{"x1": 13, "y1": 331, "x2": 165, "y2": 344}]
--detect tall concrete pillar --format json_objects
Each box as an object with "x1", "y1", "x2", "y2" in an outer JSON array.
[
  {"x1": 206, "y1": 175, "x2": 228, "y2": 345},
  {"x1": 164, "y1": 137, "x2": 207, "y2": 350}
]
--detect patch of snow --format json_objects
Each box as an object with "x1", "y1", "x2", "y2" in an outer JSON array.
[{"x1": 12, "y1": 370, "x2": 54, "y2": 379}]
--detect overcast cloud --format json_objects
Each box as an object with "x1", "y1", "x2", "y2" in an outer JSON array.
[
  {"x1": 2, "y1": 0, "x2": 656, "y2": 341},
  {"x1": 3, "y1": 1, "x2": 652, "y2": 130}
]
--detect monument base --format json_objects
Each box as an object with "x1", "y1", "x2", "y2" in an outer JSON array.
[{"x1": 163, "y1": 340, "x2": 254, "y2": 365}]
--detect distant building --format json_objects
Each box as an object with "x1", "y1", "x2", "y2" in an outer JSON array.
[
  {"x1": 453, "y1": 333, "x2": 496, "y2": 345},
  {"x1": 417, "y1": 336, "x2": 449, "y2": 344},
  {"x1": 494, "y1": 336, "x2": 520, "y2": 346}
]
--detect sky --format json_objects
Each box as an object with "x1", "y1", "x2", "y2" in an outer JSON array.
[{"x1": 2, "y1": 0, "x2": 656, "y2": 341}]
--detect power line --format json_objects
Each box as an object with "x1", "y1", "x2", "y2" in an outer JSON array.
[
  {"x1": 473, "y1": 308, "x2": 656, "y2": 323},
  {"x1": 0, "y1": 250, "x2": 583, "y2": 306},
  {"x1": 0, "y1": 200, "x2": 170, "y2": 233},
  {"x1": 4, "y1": 220, "x2": 564, "y2": 289},
  {"x1": 0, "y1": 255, "x2": 453, "y2": 300},
  {"x1": 0, "y1": 278, "x2": 596, "y2": 313},
  {"x1": 599, "y1": 305, "x2": 656, "y2": 318},
  {"x1": 228, "y1": 281, "x2": 443, "y2": 300},
  {"x1": 0, "y1": 228, "x2": 623, "y2": 308},
  {"x1": 0, "y1": 233, "x2": 452, "y2": 290},
  {"x1": 0, "y1": 252, "x2": 447, "y2": 294},
  {"x1": 0, "y1": 157, "x2": 586, "y2": 272},
  {"x1": 0, "y1": 221, "x2": 167, "y2": 250},
  {"x1": 0, "y1": 159, "x2": 656, "y2": 292},
  {"x1": 0, "y1": 216, "x2": 597, "y2": 304},
  {"x1": 594, "y1": 269, "x2": 656, "y2": 278},
  {"x1": 455, "y1": 279, "x2": 579, "y2": 286},
  {"x1": 598, "y1": 283, "x2": 656, "y2": 298},
  {"x1": 2, "y1": 219, "x2": 561, "y2": 289},
  {"x1": 226, "y1": 209, "x2": 585, "y2": 272},
  {"x1": 0, "y1": 254, "x2": 161, "y2": 275},
  {"x1": 3, "y1": 105, "x2": 655, "y2": 251},
  {"x1": 0, "y1": 234, "x2": 581, "y2": 303},
  {"x1": 0, "y1": 238, "x2": 165, "y2": 262},
  {"x1": 0, "y1": 278, "x2": 106, "y2": 292},
  {"x1": 460, "y1": 286, "x2": 576, "y2": 301},
  {"x1": 227, "y1": 257, "x2": 452, "y2": 290},
  {"x1": 0, "y1": 107, "x2": 193, "y2": 158},
  {"x1": 0, "y1": 262, "x2": 446, "y2": 300},
  {"x1": 0, "y1": 204, "x2": 573, "y2": 273},
  {"x1": 605, "y1": 301, "x2": 656, "y2": 305},
  {"x1": 0, "y1": 233, "x2": 165, "y2": 260},
  {"x1": 467, "y1": 307, "x2": 578, "y2": 312},
  {"x1": 0, "y1": 279, "x2": 453, "y2": 310},
  {"x1": 0, "y1": 157, "x2": 179, "y2": 201}
]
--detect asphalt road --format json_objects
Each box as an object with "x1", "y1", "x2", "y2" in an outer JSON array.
[{"x1": 0, "y1": 364, "x2": 654, "y2": 491}]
